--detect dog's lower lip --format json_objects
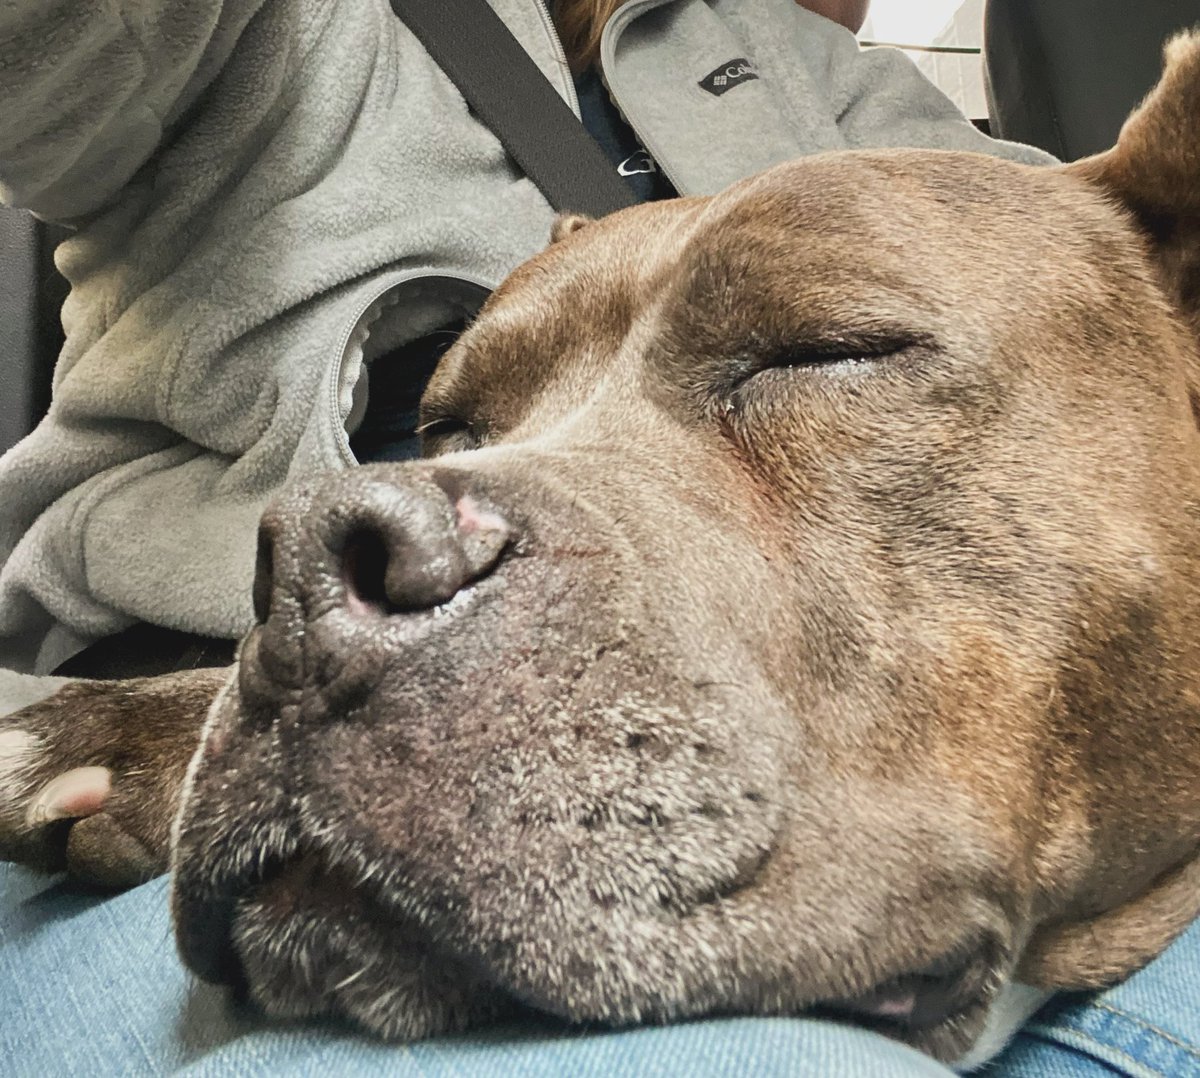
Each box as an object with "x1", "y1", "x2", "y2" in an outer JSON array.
[
  {"x1": 173, "y1": 871, "x2": 245, "y2": 987},
  {"x1": 173, "y1": 847, "x2": 300, "y2": 988},
  {"x1": 819, "y1": 952, "x2": 988, "y2": 1032}
]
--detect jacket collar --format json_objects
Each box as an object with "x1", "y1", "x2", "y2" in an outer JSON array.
[{"x1": 599, "y1": 0, "x2": 818, "y2": 196}]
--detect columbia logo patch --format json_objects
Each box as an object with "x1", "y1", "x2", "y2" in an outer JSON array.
[{"x1": 699, "y1": 58, "x2": 759, "y2": 96}]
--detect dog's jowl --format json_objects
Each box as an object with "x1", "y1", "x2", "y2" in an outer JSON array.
[{"x1": 4, "y1": 32, "x2": 1200, "y2": 1070}]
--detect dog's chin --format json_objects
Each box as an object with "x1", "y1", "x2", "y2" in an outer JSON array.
[
  {"x1": 215, "y1": 849, "x2": 1008, "y2": 1066},
  {"x1": 228, "y1": 854, "x2": 516, "y2": 1039}
]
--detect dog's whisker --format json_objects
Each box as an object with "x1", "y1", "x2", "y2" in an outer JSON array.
[{"x1": 332, "y1": 966, "x2": 368, "y2": 992}]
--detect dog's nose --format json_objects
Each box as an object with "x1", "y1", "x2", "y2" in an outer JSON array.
[
  {"x1": 253, "y1": 469, "x2": 512, "y2": 624},
  {"x1": 334, "y1": 485, "x2": 511, "y2": 617}
]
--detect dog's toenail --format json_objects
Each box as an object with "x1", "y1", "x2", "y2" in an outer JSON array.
[{"x1": 25, "y1": 767, "x2": 112, "y2": 828}]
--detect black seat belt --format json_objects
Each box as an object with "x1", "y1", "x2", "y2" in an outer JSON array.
[{"x1": 388, "y1": 0, "x2": 638, "y2": 219}]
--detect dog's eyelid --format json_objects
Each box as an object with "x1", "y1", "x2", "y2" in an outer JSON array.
[
  {"x1": 726, "y1": 331, "x2": 932, "y2": 389},
  {"x1": 776, "y1": 329, "x2": 932, "y2": 364},
  {"x1": 417, "y1": 415, "x2": 474, "y2": 437},
  {"x1": 772, "y1": 344, "x2": 895, "y2": 368},
  {"x1": 417, "y1": 415, "x2": 484, "y2": 456}
]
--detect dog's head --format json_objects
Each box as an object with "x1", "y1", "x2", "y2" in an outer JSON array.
[{"x1": 171, "y1": 35, "x2": 1200, "y2": 1064}]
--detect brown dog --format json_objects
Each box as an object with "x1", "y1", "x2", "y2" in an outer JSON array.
[{"x1": 3, "y1": 33, "x2": 1200, "y2": 1068}]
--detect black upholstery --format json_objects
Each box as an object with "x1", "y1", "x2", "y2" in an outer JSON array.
[
  {"x1": 0, "y1": 207, "x2": 37, "y2": 456},
  {"x1": 0, "y1": 209, "x2": 65, "y2": 456},
  {"x1": 984, "y1": 0, "x2": 1200, "y2": 161},
  {"x1": 53, "y1": 623, "x2": 236, "y2": 680}
]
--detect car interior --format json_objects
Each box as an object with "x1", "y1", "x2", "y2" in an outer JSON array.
[{"x1": 0, "y1": 0, "x2": 1195, "y2": 460}]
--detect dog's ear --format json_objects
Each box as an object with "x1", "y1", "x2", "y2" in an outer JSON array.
[
  {"x1": 1067, "y1": 30, "x2": 1200, "y2": 340},
  {"x1": 549, "y1": 214, "x2": 592, "y2": 244}
]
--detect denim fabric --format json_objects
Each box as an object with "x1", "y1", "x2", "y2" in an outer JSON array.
[
  {"x1": 3, "y1": 864, "x2": 1198, "y2": 1077},
  {"x1": 994, "y1": 915, "x2": 1200, "y2": 1078}
]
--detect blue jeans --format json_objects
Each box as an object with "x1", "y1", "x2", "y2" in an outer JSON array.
[{"x1": 4, "y1": 865, "x2": 1200, "y2": 1077}]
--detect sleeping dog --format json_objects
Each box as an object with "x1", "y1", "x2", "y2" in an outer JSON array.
[{"x1": 3, "y1": 32, "x2": 1200, "y2": 1069}]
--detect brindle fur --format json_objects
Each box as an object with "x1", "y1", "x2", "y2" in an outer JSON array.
[{"x1": 3, "y1": 32, "x2": 1200, "y2": 1067}]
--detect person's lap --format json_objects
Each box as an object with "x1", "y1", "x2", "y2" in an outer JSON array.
[{"x1": 3, "y1": 865, "x2": 1199, "y2": 1077}]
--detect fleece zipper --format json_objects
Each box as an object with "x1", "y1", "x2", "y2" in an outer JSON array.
[
  {"x1": 598, "y1": 0, "x2": 687, "y2": 193},
  {"x1": 531, "y1": 0, "x2": 581, "y2": 116},
  {"x1": 329, "y1": 270, "x2": 496, "y2": 467}
]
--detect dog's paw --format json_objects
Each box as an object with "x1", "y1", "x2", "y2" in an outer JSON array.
[{"x1": 0, "y1": 668, "x2": 229, "y2": 888}]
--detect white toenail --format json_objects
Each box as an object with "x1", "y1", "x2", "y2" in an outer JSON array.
[{"x1": 25, "y1": 767, "x2": 112, "y2": 828}]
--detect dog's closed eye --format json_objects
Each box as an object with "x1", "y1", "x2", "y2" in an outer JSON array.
[{"x1": 727, "y1": 331, "x2": 932, "y2": 394}]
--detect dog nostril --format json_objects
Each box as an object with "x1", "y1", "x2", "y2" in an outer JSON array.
[
  {"x1": 252, "y1": 529, "x2": 275, "y2": 625},
  {"x1": 328, "y1": 481, "x2": 513, "y2": 617},
  {"x1": 342, "y1": 528, "x2": 393, "y2": 614}
]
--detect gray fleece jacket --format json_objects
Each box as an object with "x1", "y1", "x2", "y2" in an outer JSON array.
[{"x1": 0, "y1": 0, "x2": 1054, "y2": 675}]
